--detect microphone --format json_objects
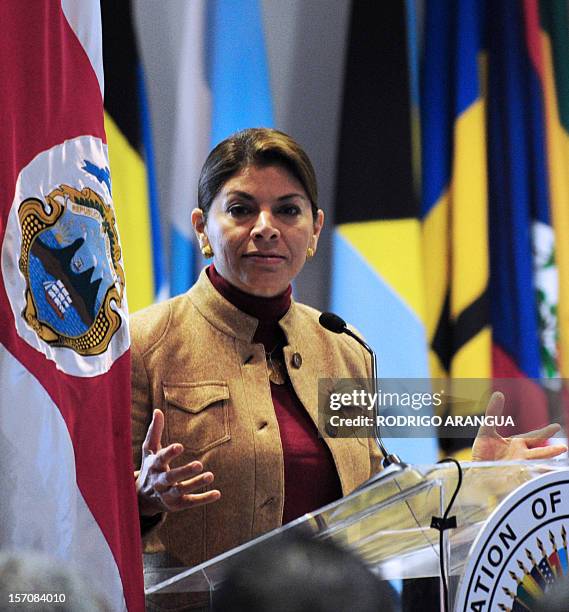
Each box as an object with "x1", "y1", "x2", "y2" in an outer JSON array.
[
  {"x1": 319, "y1": 312, "x2": 404, "y2": 469},
  {"x1": 318, "y1": 312, "x2": 346, "y2": 334}
]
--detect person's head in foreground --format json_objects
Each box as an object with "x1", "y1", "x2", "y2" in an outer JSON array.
[
  {"x1": 212, "y1": 531, "x2": 397, "y2": 612},
  {"x1": 0, "y1": 551, "x2": 109, "y2": 611},
  {"x1": 533, "y1": 575, "x2": 569, "y2": 612},
  {"x1": 192, "y1": 127, "x2": 324, "y2": 297}
]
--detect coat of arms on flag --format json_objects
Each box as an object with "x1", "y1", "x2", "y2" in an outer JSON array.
[{"x1": 2, "y1": 136, "x2": 129, "y2": 376}]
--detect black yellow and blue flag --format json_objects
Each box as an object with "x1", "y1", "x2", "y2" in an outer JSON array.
[
  {"x1": 101, "y1": 0, "x2": 165, "y2": 311},
  {"x1": 421, "y1": 0, "x2": 491, "y2": 385},
  {"x1": 331, "y1": 1, "x2": 437, "y2": 464}
]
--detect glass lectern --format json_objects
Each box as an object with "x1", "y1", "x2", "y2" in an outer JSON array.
[{"x1": 145, "y1": 459, "x2": 569, "y2": 610}]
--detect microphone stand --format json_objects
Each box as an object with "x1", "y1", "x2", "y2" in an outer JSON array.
[{"x1": 341, "y1": 327, "x2": 404, "y2": 470}]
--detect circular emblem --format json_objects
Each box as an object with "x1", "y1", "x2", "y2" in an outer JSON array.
[
  {"x1": 455, "y1": 469, "x2": 569, "y2": 611},
  {"x1": 1, "y1": 136, "x2": 129, "y2": 376}
]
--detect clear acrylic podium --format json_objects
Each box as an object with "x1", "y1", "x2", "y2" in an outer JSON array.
[{"x1": 145, "y1": 459, "x2": 569, "y2": 610}]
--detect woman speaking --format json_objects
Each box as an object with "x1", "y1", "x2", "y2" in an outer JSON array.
[{"x1": 131, "y1": 128, "x2": 565, "y2": 611}]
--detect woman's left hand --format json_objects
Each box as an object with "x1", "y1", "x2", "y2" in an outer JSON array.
[{"x1": 472, "y1": 392, "x2": 567, "y2": 462}]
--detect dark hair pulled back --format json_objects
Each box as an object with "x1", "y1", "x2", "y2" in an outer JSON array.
[{"x1": 198, "y1": 128, "x2": 318, "y2": 220}]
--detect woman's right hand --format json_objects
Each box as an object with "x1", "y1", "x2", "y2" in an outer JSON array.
[{"x1": 136, "y1": 409, "x2": 221, "y2": 516}]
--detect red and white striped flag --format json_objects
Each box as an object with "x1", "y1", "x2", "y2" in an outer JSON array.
[{"x1": 0, "y1": 2, "x2": 144, "y2": 609}]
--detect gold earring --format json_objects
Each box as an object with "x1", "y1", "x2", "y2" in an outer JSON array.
[
  {"x1": 201, "y1": 244, "x2": 213, "y2": 259},
  {"x1": 306, "y1": 247, "x2": 314, "y2": 260}
]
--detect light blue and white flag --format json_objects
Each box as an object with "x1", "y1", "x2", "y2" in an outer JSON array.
[{"x1": 169, "y1": 0, "x2": 274, "y2": 295}]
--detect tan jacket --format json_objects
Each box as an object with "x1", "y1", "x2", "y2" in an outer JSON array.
[{"x1": 131, "y1": 270, "x2": 381, "y2": 571}]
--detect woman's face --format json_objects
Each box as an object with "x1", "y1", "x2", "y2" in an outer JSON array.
[{"x1": 192, "y1": 164, "x2": 324, "y2": 297}]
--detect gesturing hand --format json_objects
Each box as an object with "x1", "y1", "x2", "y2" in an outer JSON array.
[
  {"x1": 472, "y1": 392, "x2": 567, "y2": 462},
  {"x1": 136, "y1": 409, "x2": 221, "y2": 516}
]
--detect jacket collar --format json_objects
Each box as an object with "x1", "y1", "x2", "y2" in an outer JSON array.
[{"x1": 188, "y1": 268, "x2": 299, "y2": 344}]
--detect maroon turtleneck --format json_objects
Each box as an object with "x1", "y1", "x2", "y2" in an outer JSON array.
[{"x1": 206, "y1": 265, "x2": 342, "y2": 523}]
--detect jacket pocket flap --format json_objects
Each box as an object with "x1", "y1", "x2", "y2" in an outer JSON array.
[{"x1": 162, "y1": 381, "x2": 229, "y2": 413}]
